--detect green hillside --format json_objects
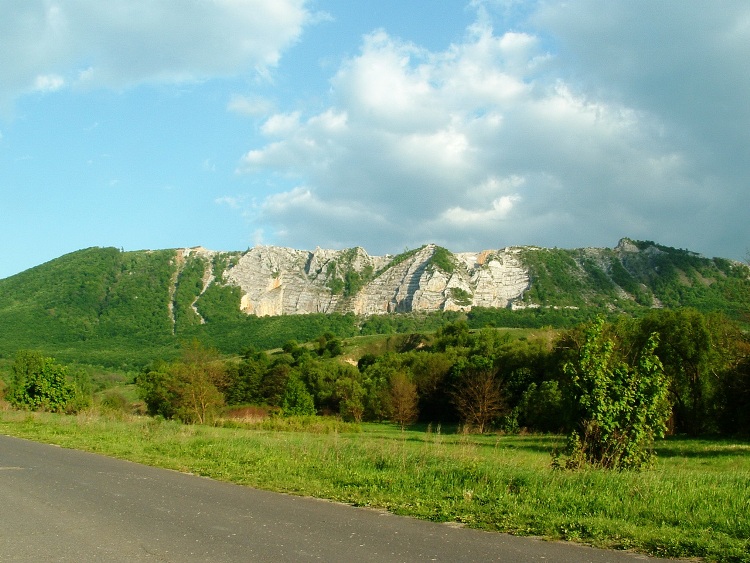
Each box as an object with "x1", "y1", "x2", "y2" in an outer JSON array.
[
  {"x1": 517, "y1": 239, "x2": 750, "y2": 317},
  {"x1": 0, "y1": 248, "x2": 360, "y2": 367},
  {"x1": 0, "y1": 241, "x2": 747, "y2": 368}
]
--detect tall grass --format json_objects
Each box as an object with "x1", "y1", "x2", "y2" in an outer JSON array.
[{"x1": 1, "y1": 410, "x2": 747, "y2": 562}]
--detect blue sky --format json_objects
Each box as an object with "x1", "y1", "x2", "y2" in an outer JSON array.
[{"x1": 1, "y1": 0, "x2": 749, "y2": 279}]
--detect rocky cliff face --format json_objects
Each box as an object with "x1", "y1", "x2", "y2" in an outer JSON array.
[
  {"x1": 222, "y1": 244, "x2": 530, "y2": 317},
  {"x1": 168, "y1": 238, "x2": 747, "y2": 318}
]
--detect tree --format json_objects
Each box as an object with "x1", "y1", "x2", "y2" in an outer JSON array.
[
  {"x1": 300, "y1": 358, "x2": 342, "y2": 414},
  {"x1": 336, "y1": 369, "x2": 366, "y2": 422},
  {"x1": 410, "y1": 350, "x2": 456, "y2": 421},
  {"x1": 260, "y1": 360, "x2": 292, "y2": 406},
  {"x1": 717, "y1": 355, "x2": 750, "y2": 435},
  {"x1": 389, "y1": 370, "x2": 418, "y2": 429},
  {"x1": 173, "y1": 360, "x2": 225, "y2": 424},
  {"x1": 281, "y1": 375, "x2": 316, "y2": 416},
  {"x1": 561, "y1": 318, "x2": 670, "y2": 469},
  {"x1": 637, "y1": 309, "x2": 714, "y2": 435},
  {"x1": 225, "y1": 353, "x2": 267, "y2": 405},
  {"x1": 136, "y1": 361, "x2": 179, "y2": 419},
  {"x1": 452, "y1": 368, "x2": 504, "y2": 433},
  {"x1": 518, "y1": 380, "x2": 566, "y2": 432},
  {"x1": 316, "y1": 332, "x2": 343, "y2": 357},
  {"x1": 8, "y1": 350, "x2": 75, "y2": 412},
  {"x1": 362, "y1": 355, "x2": 402, "y2": 421},
  {"x1": 135, "y1": 342, "x2": 226, "y2": 424}
]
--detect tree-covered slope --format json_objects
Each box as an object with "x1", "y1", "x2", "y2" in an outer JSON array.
[
  {"x1": 0, "y1": 248, "x2": 179, "y2": 365},
  {"x1": 517, "y1": 239, "x2": 750, "y2": 318},
  {"x1": 0, "y1": 247, "x2": 361, "y2": 365},
  {"x1": 0, "y1": 240, "x2": 747, "y2": 367}
]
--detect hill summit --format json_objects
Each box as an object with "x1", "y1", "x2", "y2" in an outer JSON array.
[
  {"x1": 169, "y1": 238, "x2": 747, "y2": 317},
  {"x1": 0, "y1": 238, "x2": 747, "y2": 362}
]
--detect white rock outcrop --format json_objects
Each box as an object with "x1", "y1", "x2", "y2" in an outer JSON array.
[{"x1": 221, "y1": 244, "x2": 530, "y2": 317}]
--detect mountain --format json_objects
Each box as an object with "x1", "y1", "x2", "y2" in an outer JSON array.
[
  {"x1": 189, "y1": 238, "x2": 750, "y2": 317},
  {"x1": 0, "y1": 239, "x2": 747, "y2": 365}
]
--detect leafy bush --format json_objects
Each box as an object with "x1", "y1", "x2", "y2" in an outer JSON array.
[
  {"x1": 7, "y1": 350, "x2": 76, "y2": 412},
  {"x1": 99, "y1": 390, "x2": 131, "y2": 413},
  {"x1": 560, "y1": 319, "x2": 671, "y2": 469},
  {"x1": 282, "y1": 375, "x2": 316, "y2": 416}
]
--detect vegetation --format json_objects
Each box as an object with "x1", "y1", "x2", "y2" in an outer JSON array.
[
  {"x1": 6, "y1": 350, "x2": 77, "y2": 412},
  {"x1": 0, "y1": 412, "x2": 747, "y2": 562},
  {"x1": 0, "y1": 277, "x2": 749, "y2": 560},
  {"x1": 0, "y1": 242, "x2": 747, "y2": 555},
  {"x1": 0, "y1": 249, "x2": 747, "y2": 503},
  {"x1": 324, "y1": 248, "x2": 375, "y2": 298},
  {"x1": 559, "y1": 318, "x2": 671, "y2": 469},
  {"x1": 55, "y1": 311, "x2": 721, "y2": 445},
  {"x1": 449, "y1": 287, "x2": 473, "y2": 306},
  {"x1": 429, "y1": 246, "x2": 456, "y2": 273},
  {"x1": 376, "y1": 245, "x2": 425, "y2": 277},
  {"x1": 135, "y1": 341, "x2": 227, "y2": 424},
  {"x1": 517, "y1": 241, "x2": 750, "y2": 320},
  {"x1": 0, "y1": 240, "x2": 747, "y2": 368}
]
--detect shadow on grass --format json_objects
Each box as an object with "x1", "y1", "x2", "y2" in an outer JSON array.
[
  {"x1": 361, "y1": 422, "x2": 564, "y2": 453},
  {"x1": 653, "y1": 435, "x2": 750, "y2": 458}
]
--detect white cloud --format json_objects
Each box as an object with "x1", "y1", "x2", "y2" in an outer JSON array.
[
  {"x1": 261, "y1": 111, "x2": 302, "y2": 136},
  {"x1": 238, "y1": 17, "x2": 679, "y2": 253},
  {"x1": 441, "y1": 194, "x2": 521, "y2": 226},
  {"x1": 235, "y1": 3, "x2": 750, "y2": 259},
  {"x1": 0, "y1": 0, "x2": 310, "y2": 103},
  {"x1": 215, "y1": 195, "x2": 247, "y2": 210},
  {"x1": 255, "y1": 186, "x2": 395, "y2": 249},
  {"x1": 33, "y1": 74, "x2": 65, "y2": 92}
]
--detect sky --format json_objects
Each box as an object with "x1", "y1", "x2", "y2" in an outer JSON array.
[{"x1": 1, "y1": 0, "x2": 749, "y2": 279}]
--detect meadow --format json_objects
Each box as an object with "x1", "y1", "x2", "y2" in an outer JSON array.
[{"x1": 0, "y1": 410, "x2": 747, "y2": 562}]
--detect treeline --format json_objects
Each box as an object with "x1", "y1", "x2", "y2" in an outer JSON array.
[{"x1": 132, "y1": 308, "x2": 750, "y2": 439}]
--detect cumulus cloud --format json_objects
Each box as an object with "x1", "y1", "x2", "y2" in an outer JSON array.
[
  {"x1": 236, "y1": 2, "x2": 750, "y2": 259},
  {"x1": 0, "y1": 0, "x2": 310, "y2": 105}
]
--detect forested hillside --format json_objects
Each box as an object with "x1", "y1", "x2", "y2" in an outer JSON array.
[
  {"x1": 1, "y1": 245, "x2": 749, "y2": 443},
  {"x1": 0, "y1": 239, "x2": 747, "y2": 367}
]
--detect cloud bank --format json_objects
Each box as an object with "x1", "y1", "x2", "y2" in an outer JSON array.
[
  {"x1": 239, "y1": 1, "x2": 750, "y2": 258},
  {"x1": 0, "y1": 0, "x2": 309, "y2": 106}
]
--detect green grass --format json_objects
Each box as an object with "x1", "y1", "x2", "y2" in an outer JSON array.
[{"x1": 0, "y1": 410, "x2": 748, "y2": 562}]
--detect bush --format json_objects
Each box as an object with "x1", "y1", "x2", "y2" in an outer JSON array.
[
  {"x1": 7, "y1": 351, "x2": 75, "y2": 412},
  {"x1": 99, "y1": 390, "x2": 131, "y2": 413},
  {"x1": 282, "y1": 376, "x2": 316, "y2": 416},
  {"x1": 561, "y1": 318, "x2": 671, "y2": 469}
]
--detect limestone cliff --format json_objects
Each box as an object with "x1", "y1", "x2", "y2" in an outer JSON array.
[
  {"x1": 166, "y1": 238, "x2": 747, "y2": 318},
  {"x1": 222, "y1": 244, "x2": 531, "y2": 317}
]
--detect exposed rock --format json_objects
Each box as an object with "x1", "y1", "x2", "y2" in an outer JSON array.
[
  {"x1": 222, "y1": 244, "x2": 530, "y2": 317},
  {"x1": 616, "y1": 238, "x2": 640, "y2": 253}
]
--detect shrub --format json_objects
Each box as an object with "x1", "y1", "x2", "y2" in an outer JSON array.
[
  {"x1": 282, "y1": 376, "x2": 316, "y2": 416},
  {"x1": 7, "y1": 350, "x2": 75, "y2": 412},
  {"x1": 560, "y1": 318, "x2": 670, "y2": 469},
  {"x1": 99, "y1": 390, "x2": 131, "y2": 413}
]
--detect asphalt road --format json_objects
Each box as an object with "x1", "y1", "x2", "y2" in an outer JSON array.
[{"x1": 0, "y1": 434, "x2": 676, "y2": 562}]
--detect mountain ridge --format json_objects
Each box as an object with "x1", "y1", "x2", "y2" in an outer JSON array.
[{"x1": 0, "y1": 238, "x2": 747, "y2": 364}]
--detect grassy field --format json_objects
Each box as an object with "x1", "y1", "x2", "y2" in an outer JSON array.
[{"x1": 0, "y1": 410, "x2": 748, "y2": 562}]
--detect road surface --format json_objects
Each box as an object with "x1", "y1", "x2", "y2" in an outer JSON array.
[{"x1": 0, "y1": 435, "x2": 674, "y2": 562}]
